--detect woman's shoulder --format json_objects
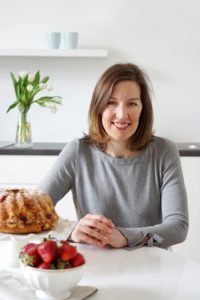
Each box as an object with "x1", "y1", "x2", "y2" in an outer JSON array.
[
  {"x1": 150, "y1": 136, "x2": 178, "y2": 156},
  {"x1": 152, "y1": 135, "x2": 176, "y2": 147},
  {"x1": 61, "y1": 137, "x2": 90, "y2": 154}
]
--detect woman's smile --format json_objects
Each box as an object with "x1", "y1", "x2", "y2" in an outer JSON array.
[
  {"x1": 111, "y1": 121, "x2": 131, "y2": 130},
  {"x1": 102, "y1": 80, "x2": 142, "y2": 143}
]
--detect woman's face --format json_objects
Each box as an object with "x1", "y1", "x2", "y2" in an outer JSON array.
[{"x1": 101, "y1": 80, "x2": 142, "y2": 143}]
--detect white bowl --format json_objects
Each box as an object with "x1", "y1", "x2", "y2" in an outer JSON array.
[{"x1": 20, "y1": 261, "x2": 86, "y2": 300}]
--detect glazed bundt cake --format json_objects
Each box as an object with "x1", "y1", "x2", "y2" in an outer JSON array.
[{"x1": 0, "y1": 188, "x2": 58, "y2": 234}]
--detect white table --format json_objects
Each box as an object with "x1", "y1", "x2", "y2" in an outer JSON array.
[
  {"x1": 76, "y1": 244, "x2": 200, "y2": 300},
  {"x1": 0, "y1": 241, "x2": 200, "y2": 299}
]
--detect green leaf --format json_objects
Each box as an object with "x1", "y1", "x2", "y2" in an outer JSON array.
[
  {"x1": 20, "y1": 93, "x2": 27, "y2": 105},
  {"x1": 41, "y1": 76, "x2": 49, "y2": 84},
  {"x1": 33, "y1": 70, "x2": 40, "y2": 87},
  {"x1": 36, "y1": 102, "x2": 46, "y2": 107},
  {"x1": 6, "y1": 100, "x2": 19, "y2": 112},
  {"x1": 34, "y1": 96, "x2": 62, "y2": 106},
  {"x1": 16, "y1": 85, "x2": 20, "y2": 99},
  {"x1": 10, "y1": 72, "x2": 19, "y2": 99},
  {"x1": 34, "y1": 96, "x2": 54, "y2": 102}
]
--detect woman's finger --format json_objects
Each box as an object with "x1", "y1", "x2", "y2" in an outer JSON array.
[
  {"x1": 72, "y1": 224, "x2": 106, "y2": 246},
  {"x1": 83, "y1": 214, "x2": 115, "y2": 230},
  {"x1": 78, "y1": 220, "x2": 109, "y2": 241}
]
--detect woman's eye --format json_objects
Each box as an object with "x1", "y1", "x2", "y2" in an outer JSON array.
[
  {"x1": 128, "y1": 102, "x2": 137, "y2": 107},
  {"x1": 107, "y1": 101, "x2": 116, "y2": 106}
]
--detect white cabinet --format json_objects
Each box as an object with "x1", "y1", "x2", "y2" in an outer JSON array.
[
  {"x1": 172, "y1": 157, "x2": 200, "y2": 263},
  {"x1": 0, "y1": 155, "x2": 56, "y2": 185},
  {"x1": 0, "y1": 155, "x2": 77, "y2": 221}
]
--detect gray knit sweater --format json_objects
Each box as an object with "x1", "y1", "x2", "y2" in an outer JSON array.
[{"x1": 38, "y1": 136, "x2": 188, "y2": 248}]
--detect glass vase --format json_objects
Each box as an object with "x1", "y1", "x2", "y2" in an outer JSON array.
[{"x1": 15, "y1": 112, "x2": 33, "y2": 148}]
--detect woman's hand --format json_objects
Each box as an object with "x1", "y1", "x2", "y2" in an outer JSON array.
[
  {"x1": 101, "y1": 228, "x2": 128, "y2": 248},
  {"x1": 70, "y1": 214, "x2": 128, "y2": 248},
  {"x1": 70, "y1": 214, "x2": 115, "y2": 246}
]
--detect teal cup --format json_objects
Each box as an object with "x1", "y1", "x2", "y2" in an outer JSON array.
[
  {"x1": 64, "y1": 32, "x2": 78, "y2": 49},
  {"x1": 46, "y1": 32, "x2": 61, "y2": 49}
]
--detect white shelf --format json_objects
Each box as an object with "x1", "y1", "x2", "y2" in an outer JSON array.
[{"x1": 0, "y1": 48, "x2": 108, "y2": 58}]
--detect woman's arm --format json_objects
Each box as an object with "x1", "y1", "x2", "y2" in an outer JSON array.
[
  {"x1": 117, "y1": 142, "x2": 189, "y2": 249},
  {"x1": 38, "y1": 141, "x2": 78, "y2": 204}
]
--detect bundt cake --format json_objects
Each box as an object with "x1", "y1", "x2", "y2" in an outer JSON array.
[{"x1": 0, "y1": 188, "x2": 58, "y2": 234}]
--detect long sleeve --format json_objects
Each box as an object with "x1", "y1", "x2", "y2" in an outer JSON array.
[
  {"x1": 38, "y1": 141, "x2": 78, "y2": 205},
  {"x1": 118, "y1": 140, "x2": 189, "y2": 249}
]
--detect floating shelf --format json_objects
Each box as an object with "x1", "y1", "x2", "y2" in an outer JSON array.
[{"x1": 0, "y1": 48, "x2": 108, "y2": 58}]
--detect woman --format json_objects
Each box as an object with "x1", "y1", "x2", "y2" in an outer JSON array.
[{"x1": 38, "y1": 63, "x2": 188, "y2": 249}]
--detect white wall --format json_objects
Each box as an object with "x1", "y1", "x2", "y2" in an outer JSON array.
[{"x1": 0, "y1": 0, "x2": 199, "y2": 143}]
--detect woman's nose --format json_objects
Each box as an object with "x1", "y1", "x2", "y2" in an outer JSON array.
[{"x1": 115, "y1": 104, "x2": 128, "y2": 118}]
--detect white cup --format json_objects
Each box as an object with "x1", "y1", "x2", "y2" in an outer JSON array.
[
  {"x1": 46, "y1": 32, "x2": 61, "y2": 49},
  {"x1": 64, "y1": 32, "x2": 78, "y2": 49}
]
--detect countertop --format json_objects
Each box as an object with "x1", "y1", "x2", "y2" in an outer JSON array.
[
  {"x1": 79, "y1": 244, "x2": 200, "y2": 300},
  {"x1": 0, "y1": 142, "x2": 200, "y2": 156},
  {"x1": 1, "y1": 243, "x2": 200, "y2": 300},
  {"x1": 0, "y1": 142, "x2": 66, "y2": 155}
]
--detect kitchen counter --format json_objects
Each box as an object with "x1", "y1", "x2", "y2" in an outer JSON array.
[
  {"x1": 1, "y1": 243, "x2": 200, "y2": 299},
  {"x1": 79, "y1": 244, "x2": 200, "y2": 300},
  {"x1": 0, "y1": 142, "x2": 66, "y2": 155},
  {"x1": 0, "y1": 142, "x2": 200, "y2": 156}
]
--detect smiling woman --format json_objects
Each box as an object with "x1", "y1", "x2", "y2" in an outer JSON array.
[{"x1": 38, "y1": 63, "x2": 188, "y2": 250}]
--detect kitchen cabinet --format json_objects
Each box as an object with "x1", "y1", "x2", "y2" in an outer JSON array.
[{"x1": 172, "y1": 157, "x2": 200, "y2": 263}]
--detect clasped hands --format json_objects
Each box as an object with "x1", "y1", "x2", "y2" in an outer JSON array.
[{"x1": 70, "y1": 214, "x2": 128, "y2": 248}]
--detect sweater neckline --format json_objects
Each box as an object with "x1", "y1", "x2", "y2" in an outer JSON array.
[{"x1": 89, "y1": 142, "x2": 151, "y2": 163}]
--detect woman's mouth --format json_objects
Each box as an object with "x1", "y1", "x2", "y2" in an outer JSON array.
[{"x1": 112, "y1": 122, "x2": 131, "y2": 130}]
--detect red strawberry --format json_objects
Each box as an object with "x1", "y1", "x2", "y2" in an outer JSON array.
[
  {"x1": 59, "y1": 244, "x2": 77, "y2": 262},
  {"x1": 57, "y1": 240, "x2": 70, "y2": 248},
  {"x1": 38, "y1": 262, "x2": 51, "y2": 269},
  {"x1": 60, "y1": 240, "x2": 70, "y2": 246},
  {"x1": 20, "y1": 242, "x2": 37, "y2": 255},
  {"x1": 38, "y1": 240, "x2": 58, "y2": 263},
  {"x1": 71, "y1": 253, "x2": 85, "y2": 267},
  {"x1": 20, "y1": 243, "x2": 40, "y2": 267}
]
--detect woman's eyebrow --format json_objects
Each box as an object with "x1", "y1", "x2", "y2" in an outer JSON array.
[
  {"x1": 128, "y1": 98, "x2": 141, "y2": 101},
  {"x1": 110, "y1": 97, "x2": 141, "y2": 100}
]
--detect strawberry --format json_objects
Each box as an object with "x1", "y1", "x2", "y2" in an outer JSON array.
[
  {"x1": 37, "y1": 240, "x2": 58, "y2": 263},
  {"x1": 38, "y1": 262, "x2": 51, "y2": 269},
  {"x1": 20, "y1": 242, "x2": 37, "y2": 255},
  {"x1": 39, "y1": 262, "x2": 57, "y2": 269},
  {"x1": 71, "y1": 253, "x2": 85, "y2": 267},
  {"x1": 59, "y1": 244, "x2": 77, "y2": 262},
  {"x1": 57, "y1": 239, "x2": 70, "y2": 248},
  {"x1": 20, "y1": 243, "x2": 40, "y2": 267},
  {"x1": 60, "y1": 240, "x2": 70, "y2": 246}
]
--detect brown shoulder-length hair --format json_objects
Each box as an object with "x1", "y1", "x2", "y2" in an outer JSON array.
[{"x1": 83, "y1": 63, "x2": 154, "y2": 151}]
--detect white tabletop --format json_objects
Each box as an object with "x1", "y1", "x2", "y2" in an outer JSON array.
[
  {"x1": 0, "y1": 240, "x2": 200, "y2": 299},
  {"x1": 76, "y1": 244, "x2": 200, "y2": 300}
]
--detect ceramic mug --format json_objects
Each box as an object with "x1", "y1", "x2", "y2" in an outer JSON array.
[
  {"x1": 63, "y1": 32, "x2": 78, "y2": 49},
  {"x1": 46, "y1": 32, "x2": 61, "y2": 49}
]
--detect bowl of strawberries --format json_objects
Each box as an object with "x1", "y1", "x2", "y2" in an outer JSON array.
[{"x1": 19, "y1": 237, "x2": 86, "y2": 300}]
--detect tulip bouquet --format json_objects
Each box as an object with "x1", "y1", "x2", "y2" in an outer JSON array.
[{"x1": 7, "y1": 70, "x2": 62, "y2": 147}]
